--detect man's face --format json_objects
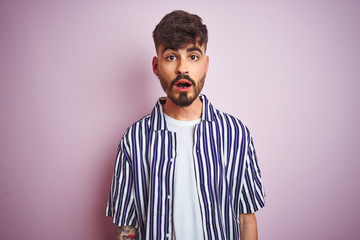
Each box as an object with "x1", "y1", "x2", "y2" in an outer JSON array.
[{"x1": 152, "y1": 43, "x2": 209, "y2": 107}]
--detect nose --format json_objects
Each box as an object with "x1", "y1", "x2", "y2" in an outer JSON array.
[{"x1": 176, "y1": 58, "x2": 189, "y2": 75}]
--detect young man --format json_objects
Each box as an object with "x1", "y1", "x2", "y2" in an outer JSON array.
[{"x1": 106, "y1": 10, "x2": 265, "y2": 240}]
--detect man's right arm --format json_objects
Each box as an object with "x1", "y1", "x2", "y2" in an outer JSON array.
[{"x1": 117, "y1": 226, "x2": 136, "y2": 240}]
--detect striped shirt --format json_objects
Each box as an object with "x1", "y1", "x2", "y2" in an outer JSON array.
[{"x1": 106, "y1": 94, "x2": 265, "y2": 240}]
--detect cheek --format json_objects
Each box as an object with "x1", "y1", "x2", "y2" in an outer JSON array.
[
  {"x1": 158, "y1": 71, "x2": 172, "y2": 81},
  {"x1": 193, "y1": 65, "x2": 207, "y2": 77},
  {"x1": 159, "y1": 63, "x2": 175, "y2": 74}
]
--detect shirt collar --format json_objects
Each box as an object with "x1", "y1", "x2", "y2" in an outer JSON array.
[{"x1": 149, "y1": 94, "x2": 216, "y2": 131}]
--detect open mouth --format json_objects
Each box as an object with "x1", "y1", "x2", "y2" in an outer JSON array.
[{"x1": 175, "y1": 80, "x2": 192, "y2": 89}]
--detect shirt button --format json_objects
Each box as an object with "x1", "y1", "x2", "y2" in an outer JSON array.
[
  {"x1": 167, "y1": 195, "x2": 171, "y2": 199},
  {"x1": 166, "y1": 233, "x2": 171, "y2": 238},
  {"x1": 170, "y1": 158, "x2": 174, "y2": 163}
]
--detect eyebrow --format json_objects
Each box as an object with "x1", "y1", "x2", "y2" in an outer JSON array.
[
  {"x1": 162, "y1": 47, "x2": 176, "y2": 54},
  {"x1": 186, "y1": 47, "x2": 203, "y2": 55},
  {"x1": 161, "y1": 46, "x2": 203, "y2": 56}
]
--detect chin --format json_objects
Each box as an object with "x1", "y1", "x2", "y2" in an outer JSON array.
[{"x1": 169, "y1": 92, "x2": 198, "y2": 107}]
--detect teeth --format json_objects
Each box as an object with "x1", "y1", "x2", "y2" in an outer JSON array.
[{"x1": 177, "y1": 83, "x2": 190, "y2": 88}]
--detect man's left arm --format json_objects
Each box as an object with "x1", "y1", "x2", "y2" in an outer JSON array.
[{"x1": 239, "y1": 213, "x2": 258, "y2": 240}]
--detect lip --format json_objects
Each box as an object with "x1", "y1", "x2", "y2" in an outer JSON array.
[{"x1": 174, "y1": 79, "x2": 193, "y2": 92}]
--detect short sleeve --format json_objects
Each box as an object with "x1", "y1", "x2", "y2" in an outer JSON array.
[
  {"x1": 106, "y1": 138, "x2": 137, "y2": 227},
  {"x1": 239, "y1": 134, "x2": 265, "y2": 214}
]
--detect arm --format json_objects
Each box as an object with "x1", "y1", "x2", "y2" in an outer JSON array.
[
  {"x1": 239, "y1": 213, "x2": 258, "y2": 240},
  {"x1": 117, "y1": 226, "x2": 136, "y2": 240}
]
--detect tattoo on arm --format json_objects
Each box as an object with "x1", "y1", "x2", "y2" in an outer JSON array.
[{"x1": 117, "y1": 226, "x2": 136, "y2": 240}]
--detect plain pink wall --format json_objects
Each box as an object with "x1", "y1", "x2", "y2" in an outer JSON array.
[{"x1": 1, "y1": 0, "x2": 360, "y2": 239}]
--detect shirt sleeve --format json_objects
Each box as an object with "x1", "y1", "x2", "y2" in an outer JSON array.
[
  {"x1": 106, "y1": 138, "x2": 137, "y2": 227},
  {"x1": 239, "y1": 133, "x2": 265, "y2": 214}
]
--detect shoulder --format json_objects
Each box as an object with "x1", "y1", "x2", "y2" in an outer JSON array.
[
  {"x1": 114, "y1": 114, "x2": 152, "y2": 162},
  {"x1": 207, "y1": 103, "x2": 254, "y2": 146},
  {"x1": 203, "y1": 95, "x2": 247, "y2": 131},
  {"x1": 122, "y1": 114, "x2": 152, "y2": 139},
  {"x1": 212, "y1": 107, "x2": 250, "y2": 135}
]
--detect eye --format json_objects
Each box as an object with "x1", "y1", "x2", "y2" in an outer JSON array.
[
  {"x1": 190, "y1": 55, "x2": 199, "y2": 60},
  {"x1": 166, "y1": 55, "x2": 176, "y2": 61}
]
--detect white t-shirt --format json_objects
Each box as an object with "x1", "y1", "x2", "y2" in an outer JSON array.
[{"x1": 164, "y1": 114, "x2": 204, "y2": 240}]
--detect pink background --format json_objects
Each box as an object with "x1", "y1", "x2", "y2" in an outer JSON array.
[{"x1": 1, "y1": 0, "x2": 360, "y2": 239}]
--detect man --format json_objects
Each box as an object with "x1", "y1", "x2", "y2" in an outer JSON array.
[{"x1": 106, "y1": 10, "x2": 265, "y2": 240}]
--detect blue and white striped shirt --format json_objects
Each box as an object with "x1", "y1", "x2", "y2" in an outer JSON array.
[{"x1": 106, "y1": 94, "x2": 265, "y2": 240}]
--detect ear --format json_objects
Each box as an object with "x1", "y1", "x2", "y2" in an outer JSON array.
[
  {"x1": 205, "y1": 55, "x2": 209, "y2": 74},
  {"x1": 152, "y1": 56, "x2": 159, "y2": 76}
]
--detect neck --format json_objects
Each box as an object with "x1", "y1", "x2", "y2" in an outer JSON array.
[{"x1": 163, "y1": 96, "x2": 203, "y2": 121}]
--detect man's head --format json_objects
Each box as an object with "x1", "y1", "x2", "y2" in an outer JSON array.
[
  {"x1": 152, "y1": 10, "x2": 209, "y2": 107},
  {"x1": 153, "y1": 10, "x2": 208, "y2": 54}
]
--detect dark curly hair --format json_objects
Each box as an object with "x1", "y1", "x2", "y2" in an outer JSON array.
[{"x1": 153, "y1": 10, "x2": 208, "y2": 53}]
